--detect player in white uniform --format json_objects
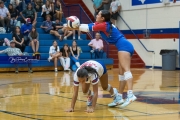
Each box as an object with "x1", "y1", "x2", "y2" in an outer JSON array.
[{"x1": 66, "y1": 60, "x2": 123, "y2": 113}]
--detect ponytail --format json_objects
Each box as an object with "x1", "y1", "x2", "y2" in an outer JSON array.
[
  {"x1": 100, "y1": 10, "x2": 113, "y2": 37},
  {"x1": 77, "y1": 66, "x2": 99, "y2": 78}
]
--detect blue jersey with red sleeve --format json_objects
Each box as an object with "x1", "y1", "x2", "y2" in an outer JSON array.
[
  {"x1": 79, "y1": 22, "x2": 134, "y2": 55},
  {"x1": 88, "y1": 22, "x2": 125, "y2": 44}
]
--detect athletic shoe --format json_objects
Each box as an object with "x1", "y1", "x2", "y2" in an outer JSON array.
[
  {"x1": 87, "y1": 95, "x2": 93, "y2": 106},
  {"x1": 108, "y1": 93, "x2": 124, "y2": 107},
  {"x1": 48, "y1": 57, "x2": 52, "y2": 62},
  {"x1": 108, "y1": 88, "x2": 124, "y2": 107},
  {"x1": 28, "y1": 69, "x2": 33, "y2": 73},
  {"x1": 15, "y1": 70, "x2": 19, "y2": 74},
  {"x1": 64, "y1": 36, "x2": 67, "y2": 40},
  {"x1": 120, "y1": 94, "x2": 137, "y2": 108}
]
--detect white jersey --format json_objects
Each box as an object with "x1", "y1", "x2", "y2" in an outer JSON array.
[{"x1": 74, "y1": 60, "x2": 104, "y2": 86}]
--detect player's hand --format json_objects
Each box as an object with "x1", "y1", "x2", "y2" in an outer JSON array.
[
  {"x1": 85, "y1": 107, "x2": 94, "y2": 113},
  {"x1": 65, "y1": 108, "x2": 74, "y2": 112}
]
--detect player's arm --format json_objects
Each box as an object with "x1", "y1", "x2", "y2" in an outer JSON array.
[
  {"x1": 86, "y1": 83, "x2": 98, "y2": 113},
  {"x1": 66, "y1": 85, "x2": 79, "y2": 112},
  {"x1": 64, "y1": 23, "x2": 106, "y2": 33}
]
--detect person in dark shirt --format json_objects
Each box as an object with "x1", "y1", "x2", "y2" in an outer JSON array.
[
  {"x1": 12, "y1": 26, "x2": 26, "y2": 52},
  {"x1": 34, "y1": 0, "x2": 43, "y2": 12},
  {"x1": 54, "y1": 0, "x2": 63, "y2": 21},
  {"x1": 41, "y1": 15, "x2": 62, "y2": 40},
  {"x1": 60, "y1": 44, "x2": 71, "y2": 71},
  {"x1": 52, "y1": 19, "x2": 63, "y2": 31},
  {"x1": 102, "y1": 0, "x2": 112, "y2": 10},
  {"x1": 20, "y1": 3, "x2": 37, "y2": 26},
  {"x1": 8, "y1": 4, "x2": 18, "y2": 26}
]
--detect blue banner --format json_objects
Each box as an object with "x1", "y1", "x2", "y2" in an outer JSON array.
[
  {"x1": 132, "y1": 0, "x2": 180, "y2": 6},
  {"x1": 0, "y1": 56, "x2": 39, "y2": 64}
]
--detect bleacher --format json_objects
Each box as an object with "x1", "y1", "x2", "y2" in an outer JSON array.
[{"x1": 0, "y1": 3, "x2": 113, "y2": 72}]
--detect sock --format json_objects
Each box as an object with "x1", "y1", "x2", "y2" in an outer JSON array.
[
  {"x1": 119, "y1": 75, "x2": 125, "y2": 81},
  {"x1": 127, "y1": 90, "x2": 133, "y2": 95},
  {"x1": 55, "y1": 68, "x2": 57, "y2": 70},
  {"x1": 88, "y1": 90, "x2": 93, "y2": 97},
  {"x1": 73, "y1": 36, "x2": 75, "y2": 39},
  {"x1": 78, "y1": 36, "x2": 81, "y2": 39}
]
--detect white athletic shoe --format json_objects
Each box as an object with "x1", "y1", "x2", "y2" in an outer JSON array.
[
  {"x1": 87, "y1": 95, "x2": 93, "y2": 106},
  {"x1": 120, "y1": 94, "x2": 137, "y2": 108},
  {"x1": 48, "y1": 57, "x2": 52, "y2": 62},
  {"x1": 108, "y1": 88, "x2": 124, "y2": 107}
]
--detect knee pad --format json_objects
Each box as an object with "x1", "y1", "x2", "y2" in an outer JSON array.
[
  {"x1": 118, "y1": 75, "x2": 125, "y2": 81},
  {"x1": 105, "y1": 84, "x2": 111, "y2": 92},
  {"x1": 124, "y1": 71, "x2": 133, "y2": 80}
]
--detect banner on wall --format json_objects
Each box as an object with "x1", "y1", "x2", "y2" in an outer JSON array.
[{"x1": 132, "y1": 0, "x2": 180, "y2": 6}]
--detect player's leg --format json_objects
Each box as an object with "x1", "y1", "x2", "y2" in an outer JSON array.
[
  {"x1": 99, "y1": 73, "x2": 114, "y2": 95},
  {"x1": 118, "y1": 54, "x2": 126, "y2": 96},
  {"x1": 118, "y1": 51, "x2": 137, "y2": 108}
]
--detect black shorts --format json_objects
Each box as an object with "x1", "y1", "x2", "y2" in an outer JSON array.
[
  {"x1": 111, "y1": 12, "x2": 119, "y2": 20},
  {"x1": 58, "y1": 29, "x2": 64, "y2": 35}
]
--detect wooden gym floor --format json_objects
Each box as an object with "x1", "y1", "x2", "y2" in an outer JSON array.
[{"x1": 0, "y1": 69, "x2": 179, "y2": 120}]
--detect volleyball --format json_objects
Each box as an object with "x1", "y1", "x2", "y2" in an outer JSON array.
[{"x1": 67, "y1": 16, "x2": 80, "y2": 28}]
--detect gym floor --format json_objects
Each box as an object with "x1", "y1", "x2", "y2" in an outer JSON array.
[{"x1": 0, "y1": 69, "x2": 179, "y2": 120}]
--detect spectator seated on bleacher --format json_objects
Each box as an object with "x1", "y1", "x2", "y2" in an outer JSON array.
[
  {"x1": 12, "y1": 26, "x2": 26, "y2": 52},
  {"x1": 8, "y1": 4, "x2": 18, "y2": 26},
  {"x1": 60, "y1": 44, "x2": 71, "y2": 71},
  {"x1": 10, "y1": 0, "x2": 20, "y2": 11},
  {"x1": 20, "y1": 18, "x2": 32, "y2": 46},
  {"x1": 48, "y1": 40, "x2": 61, "y2": 72},
  {"x1": 0, "y1": 1, "x2": 11, "y2": 32},
  {"x1": 52, "y1": 19, "x2": 64, "y2": 40},
  {"x1": 54, "y1": 0, "x2": 63, "y2": 21},
  {"x1": 34, "y1": 0, "x2": 43, "y2": 12},
  {"x1": 88, "y1": 33, "x2": 104, "y2": 59},
  {"x1": 40, "y1": 15, "x2": 62, "y2": 40},
  {"x1": 20, "y1": 3, "x2": 37, "y2": 26},
  {"x1": 70, "y1": 40, "x2": 80, "y2": 68},
  {"x1": 18, "y1": 0, "x2": 26, "y2": 12},
  {"x1": 28, "y1": 26, "x2": 39, "y2": 53},
  {"x1": 41, "y1": 0, "x2": 53, "y2": 21},
  {"x1": 0, "y1": 41, "x2": 33, "y2": 73}
]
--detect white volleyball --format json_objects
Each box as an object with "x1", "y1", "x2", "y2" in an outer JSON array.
[{"x1": 67, "y1": 16, "x2": 80, "y2": 28}]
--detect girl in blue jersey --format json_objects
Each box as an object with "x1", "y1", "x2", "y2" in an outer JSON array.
[{"x1": 66, "y1": 10, "x2": 137, "y2": 108}]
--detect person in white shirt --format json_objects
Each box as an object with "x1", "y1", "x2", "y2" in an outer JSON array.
[
  {"x1": 110, "y1": 0, "x2": 121, "y2": 25},
  {"x1": 66, "y1": 60, "x2": 120, "y2": 113},
  {"x1": 0, "y1": 1, "x2": 11, "y2": 29},
  {"x1": 41, "y1": 0, "x2": 53, "y2": 21},
  {"x1": 48, "y1": 40, "x2": 61, "y2": 72}
]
